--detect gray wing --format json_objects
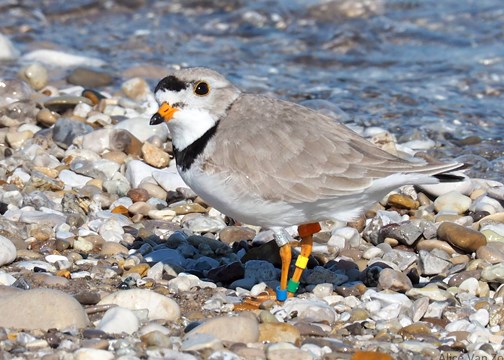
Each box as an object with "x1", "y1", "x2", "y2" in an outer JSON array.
[{"x1": 204, "y1": 94, "x2": 459, "y2": 203}]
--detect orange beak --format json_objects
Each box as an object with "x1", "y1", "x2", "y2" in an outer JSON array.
[{"x1": 150, "y1": 102, "x2": 178, "y2": 125}]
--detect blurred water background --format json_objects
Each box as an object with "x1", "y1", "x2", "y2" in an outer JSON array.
[{"x1": 0, "y1": 0, "x2": 503, "y2": 178}]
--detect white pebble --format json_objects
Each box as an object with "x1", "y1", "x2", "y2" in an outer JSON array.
[
  {"x1": 114, "y1": 117, "x2": 169, "y2": 142},
  {"x1": 97, "y1": 306, "x2": 139, "y2": 334},
  {"x1": 74, "y1": 348, "x2": 114, "y2": 360},
  {"x1": 0, "y1": 34, "x2": 20, "y2": 60},
  {"x1": 58, "y1": 169, "x2": 92, "y2": 188},
  {"x1": 470, "y1": 309, "x2": 490, "y2": 328},
  {"x1": 312, "y1": 283, "x2": 334, "y2": 298},
  {"x1": 98, "y1": 289, "x2": 180, "y2": 321},
  {"x1": 434, "y1": 190, "x2": 472, "y2": 214},
  {"x1": 0, "y1": 271, "x2": 16, "y2": 286},
  {"x1": 22, "y1": 49, "x2": 105, "y2": 67},
  {"x1": 0, "y1": 235, "x2": 16, "y2": 266}
]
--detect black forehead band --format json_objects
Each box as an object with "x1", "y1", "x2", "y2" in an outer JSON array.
[{"x1": 155, "y1": 75, "x2": 188, "y2": 93}]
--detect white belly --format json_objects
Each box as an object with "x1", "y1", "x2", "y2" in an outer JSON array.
[{"x1": 178, "y1": 165, "x2": 368, "y2": 228}]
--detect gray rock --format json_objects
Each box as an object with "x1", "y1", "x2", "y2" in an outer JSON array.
[
  {"x1": 418, "y1": 250, "x2": 451, "y2": 275},
  {"x1": 382, "y1": 249, "x2": 417, "y2": 271},
  {"x1": 52, "y1": 118, "x2": 94, "y2": 149},
  {"x1": 378, "y1": 220, "x2": 423, "y2": 246},
  {"x1": 303, "y1": 266, "x2": 348, "y2": 287}
]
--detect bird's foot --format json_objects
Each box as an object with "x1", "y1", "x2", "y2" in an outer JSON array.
[{"x1": 234, "y1": 288, "x2": 294, "y2": 311}]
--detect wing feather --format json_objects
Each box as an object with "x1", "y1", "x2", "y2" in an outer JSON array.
[{"x1": 203, "y1": 94, "x2": 459, "y2": 203}]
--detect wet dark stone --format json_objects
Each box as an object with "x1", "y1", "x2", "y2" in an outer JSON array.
[
  {"x1": 448, "y1": 270, "x2": 482, "y2": 287},
  {"x1": 0, "y1": 202, "x2": 8, "y2": 215},
  {"x1": 232, "y1": 240, "x2": 249, "y2": 253},
  {"x1": 345, "y1": 322, "x2": 364, "y2": 335},
  {"x1": 44, "y1": 329, "x2": 61, "y2": 349},
  {"x1": 335, "y1": 283, "x2": 362, "y2": 297},
  {"x1": 187, "y1": 235, "x2": 233, "y2": 256},
  {"x1": 206, "y1": 261, "x2": 244, "y2": 283},
  {"x1": 407, "y1": 268, "x2": 420, "y2": 285},
  {"x1": 166, "y1": 190, "x2": 186, "y2": 205},
  {"x1": 361, "y1": 264, "x2": 387, "y2": 287},
  {"x1": 118, "y1": 281, "x2": 131, "y2": 289},
  {"x1": 241, "y1": 241, "x2": 281, "y2": 267},
  {"x1": 82, "y1": 329, "x2": 110, "y2": 339},
  {"x1": 325, "y1": 259, "x2": 359, "y2": 272},
  {"x1": 184, "y1": 320, "x2": 203, "y2": 333},
  {"x1": 469, "y1": 211, "x2": 491, "y2": 222}
]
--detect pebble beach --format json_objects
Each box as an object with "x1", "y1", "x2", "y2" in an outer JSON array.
[{"x1": 1, "y1": 1, "x2": 504, "y2": 359}]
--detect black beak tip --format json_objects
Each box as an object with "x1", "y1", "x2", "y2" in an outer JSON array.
[{"x1": 150, "y1": 113, "x2": 163, "y2": 125}]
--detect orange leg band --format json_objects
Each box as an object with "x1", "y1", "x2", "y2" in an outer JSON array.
[{"x1": 298, "y1": 223, "x2": 322, "y2": 238}]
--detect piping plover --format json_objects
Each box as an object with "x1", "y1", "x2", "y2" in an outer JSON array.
[{"x1": 150, "y1": 67, "x2": 462, "y2": 300}]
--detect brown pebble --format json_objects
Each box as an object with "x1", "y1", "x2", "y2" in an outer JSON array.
[
  {"x1": 102, "y1": 150, "x2": 128, "y2": 164},
  {"x1": 335, "y1": 284, "x2": 362, "y2": 297},
  {"x1": 347, "y1": 214, "x2": 366, "y2": 232},
  {"x1": 173, "y1": 203, "x2": 207, "y2": 215},
  {"x1": 387, "y1": 193, "x2": 419, "y2": 210},
  {"x1": 100, "y1": 242, "x2": 129, "y2": 256},
  {"x1": 398, "y1": 323, "x2": 432, "y2": 340},
  {"x1": 294, "y1": 322, "x2": 327, "y2": 337},
  {"x1": 74, "y1": 291, "x2": 101, "y2": 305},
  {"x1": 349, "y1": 308, "x2": 370, "y2": 322},
  {"x1": 111, "y1": 205, "x2": 129, "y2": 215},
  {"x1": 437, "y1": 222, "x2": 487, "y2": 253},
  {"x1": 142, "y1": 142, "x2": 170, "y2": 168},
  {"x1": 259, "y1": 323, "x2": 300, "y2": 344},
  {"x1": 219, "y1": 226, "x2": 257, "y2": 244},
  {"x1": 128, "y1": 188, "x2": 150, "y2": 203},
  {"x1": 36, "y1": 108, "x2": 59, "y2": 127},
  {"x1": 109, "y1": 129, "x2": 143, "y2": 156},
  {"x1": 125, "y1": 263, "x2": 150, "y2": 277},
  {"x1": 423, "y1": 317, "x2": 449, "y2": 328},
  {"x1": 140, "y1": 330, "x2": 172, "y2": 348},
  {"x1": 67, "y1": 67, "x2": 113, "y2": 88},
  {"x1": 445, "y1": 331, "x2": 470, "y2": 342}
]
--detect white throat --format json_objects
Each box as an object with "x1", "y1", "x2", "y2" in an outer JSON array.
[{"x1": 167, "y1": 108, "x2": 217, "y2": 151}]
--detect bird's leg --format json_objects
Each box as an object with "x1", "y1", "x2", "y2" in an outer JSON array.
[
  {"x1": 286, "y1": 222, "x2": 321, "y2": 297},
  {"x1": 273, "y1": 228, "x2": 292, "y2": 301}
]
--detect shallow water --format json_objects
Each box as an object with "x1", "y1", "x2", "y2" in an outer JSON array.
[{"x1": 0, "y1": 0, "x2": 503, "y2": 178}]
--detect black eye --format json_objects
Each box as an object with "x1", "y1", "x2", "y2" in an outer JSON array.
[{"x1": 194, "y1": 81, "x2": 210, "y2": 96}]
